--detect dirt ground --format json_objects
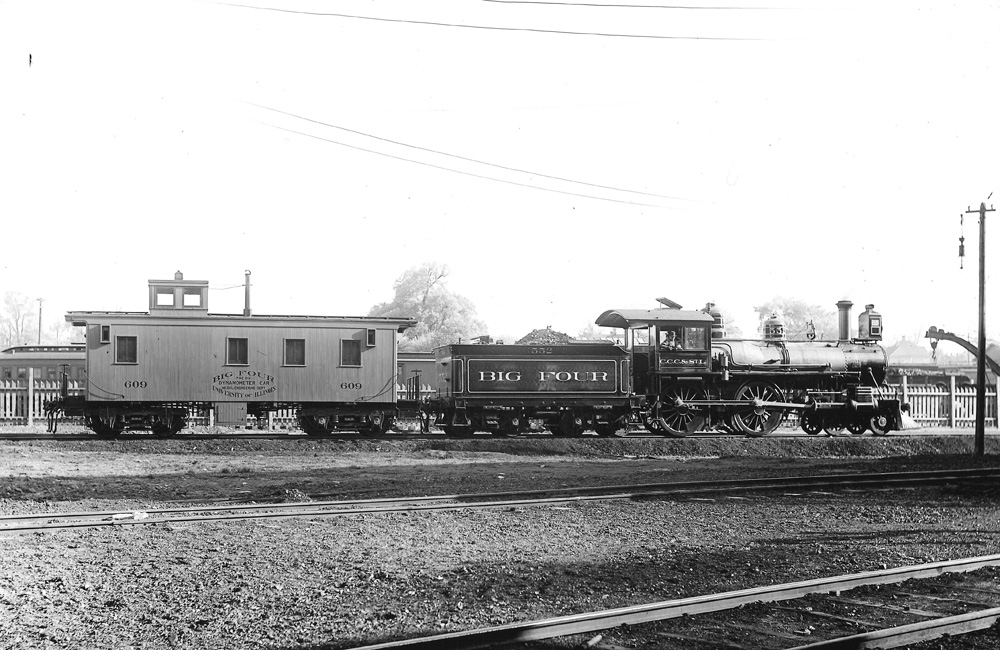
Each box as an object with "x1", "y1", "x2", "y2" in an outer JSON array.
[{"x1": 2, "y1": 429, "x2": 1000, "y2": 649}]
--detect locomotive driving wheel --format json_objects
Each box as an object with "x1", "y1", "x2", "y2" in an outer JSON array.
[
  {"x1": 729, "y1": 381, "x2": 785, "y2": 437},
  {"x1": 656, "y1": 386, "x2": 707, "y2": 437}
]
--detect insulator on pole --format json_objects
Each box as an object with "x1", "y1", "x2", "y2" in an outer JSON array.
[{"x1": 959, "y1": 215, "x2": 965, "y2": 269}]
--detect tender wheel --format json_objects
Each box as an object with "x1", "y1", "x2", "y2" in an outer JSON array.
[
  {"x1": 800, "y1": 412, "x2": 823, "y2": 436},
  {"x1": 556, "y1": 412, "x2": 585, "y2": 437},
  {"x1": 594, "y1": 421, "x2": 624, "y2": 437},
  {"x1": 657, "y1": 387, "x2": 707, "y2": 437},
  {"x1": 870, "y1": 414, "x2": 892, "y2": 436},
  {"x1": 443, "y1": 425, "x2": 474, "y2": 438},
  {"x1": 729, "y1": 381, "x2": 785, "y2": 437},
  {"x1": 499, "y1": 415, "x2": 523, "y2": 438}
]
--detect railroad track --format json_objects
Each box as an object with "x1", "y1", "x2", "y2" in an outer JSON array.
[
  {"x1": 3, "y1": 468, "x2": 999, "y2": 535},
  {"x1": 0, "y1": 428, "x2": 978, "y2": 441},
  {"x1": 348, "y1": 556, "x2": 1000, "y2": 650}
]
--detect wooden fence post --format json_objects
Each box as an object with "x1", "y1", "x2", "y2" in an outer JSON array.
[
  {"x1": 949, "y1": 376, "x2": 957, "y2": 428},
  {"x1": 26, "y1": 368, "x2": 34, "y2": 427}
]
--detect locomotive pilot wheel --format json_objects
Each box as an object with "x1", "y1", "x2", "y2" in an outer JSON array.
[
  {"x1": 657, "y1": 386, "x2": 707, "y2": 437},
  {"x1": 729, "y1": 381, "x2": 785, "y2": 437},
  {"x1": 823, "y1": 420, "x2": 846, "y2": 436},
  {"x1": 870, "y1": 414, "x2": 892, "y2": 436},
  {"x1": 846, "y1": 420, "x2": 869, "y2": 435},
  {"x1": 800, "y1": 412, "x2": 823, "y2": 436}
]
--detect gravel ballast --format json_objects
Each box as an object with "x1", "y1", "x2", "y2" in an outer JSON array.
[{"x1": 1, "y1": 431, "x2": 999, "y2": 649}]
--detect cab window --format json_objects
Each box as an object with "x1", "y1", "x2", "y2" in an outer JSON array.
[
  {"x1": 631, "y1": 328, "x2": 650, "y2": 347},
  {"x1": 660, "y1": 326, "x2": 707, "y2": 351},
  {"x1": 683, "y1": 326, "x2": 707, "y2": 350}
]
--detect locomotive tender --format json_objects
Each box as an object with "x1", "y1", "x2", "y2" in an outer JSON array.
[
  {"x1": 428, "y1": 342, "x2": 632, "y2": 437},
  {"x1": 428, "y1": 299, "x2": 902, "y2": 437},
  {"x1": 47, "y1": 272, "x2": 415, "y2": 436}
]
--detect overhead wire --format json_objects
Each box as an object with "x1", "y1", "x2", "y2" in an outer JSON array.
[
  {"x1": 478, "y1": 0, "x2": 777, "y2": 8},
  {"x1": 260, "y1": 121, "x2": 680, "y2": 208},
  {"x1": 209, "y1": 2, "x2": 769, "y2": 40},
  {"x1": 246, "y1": 101, "x2": 694, "y2": 202}
]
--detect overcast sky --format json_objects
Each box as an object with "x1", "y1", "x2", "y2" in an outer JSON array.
[{"x1": 1, "y1": 1, "x2": 997, "y2": 347}]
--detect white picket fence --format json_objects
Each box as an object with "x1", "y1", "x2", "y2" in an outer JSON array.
[
  {"x1": 1, "y1": 378, "x2": 992, "y2": 430},
  {"x1": 0, "y1": 381, "x2": 438, "y2": 427},
  {"x1": 0, "y1": 379, "x2": 85, "y2": 426},
  {"x1": 892, "y1": 377, "x2": 997, "y2": 428}
]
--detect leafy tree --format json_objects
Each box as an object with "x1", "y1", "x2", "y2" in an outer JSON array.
[
  {"x1": 577, "y1": 323, "x2": 624, "y2": 343},
  {"x1": 1, "y1": 292, "x2": 38, "y2": 348},
  {"x1": 368, "y1": 263, "x2": 487, "y2": 351},
  {"x1": 753, "y1": 297, "x2": 839, "y2": 340}
]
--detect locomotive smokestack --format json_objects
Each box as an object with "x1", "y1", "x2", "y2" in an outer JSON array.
[
  {"x1": 836, "y1": 300, "x2": 853, "y2": 341},
  {"x1": 243, "y1": 270, "x2": 252, "y2": 317}
]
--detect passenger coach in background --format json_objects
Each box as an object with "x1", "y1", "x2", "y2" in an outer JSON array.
[
  {"x1": 44, "y1": 272, "x2": 415, "y2": 437},
  {"x1": 1, "y1": 344, "x2": 85, "y2": 382}
]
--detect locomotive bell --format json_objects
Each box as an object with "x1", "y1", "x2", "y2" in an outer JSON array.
[{"x1": 763, "y1": 312, "x2": 786, "y2": 341}]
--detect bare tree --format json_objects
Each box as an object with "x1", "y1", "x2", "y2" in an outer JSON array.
[{"x1": 0, "y1": 292, "x2": 38, "y2": 348}]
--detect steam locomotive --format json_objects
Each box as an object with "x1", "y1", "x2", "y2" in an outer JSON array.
[{"x1": 427, "y1": 299, "x2": 902, "y2": 437}]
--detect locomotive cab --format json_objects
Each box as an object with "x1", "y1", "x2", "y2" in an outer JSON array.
[{"x1": 595, "y1": 306, "x2": 715, "y2": 384}]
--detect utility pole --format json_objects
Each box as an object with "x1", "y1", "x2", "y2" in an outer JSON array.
[
  {"x1": 37, "y1": 298, "x2": 43, "y2": 345},
  {"x1": 966, "y1": 202, "x2": 995, "y2": 456}
]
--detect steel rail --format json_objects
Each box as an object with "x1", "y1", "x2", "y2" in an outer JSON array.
[
  {"x1": 0, "y1": 428, "x2": 988, "y2": 441},
  {"x1": 2, "y1": 468, "x2": 999, "y2": 534},
  {"x1": 5, "y1": 467, "x2": 998, "y2": 521},
  {"x1": 787, "y1": 606, "x2": 1000, "y2": 649},
  {"x1": 348, "y1": 555, "x2": 1000, "y2": 650}
]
